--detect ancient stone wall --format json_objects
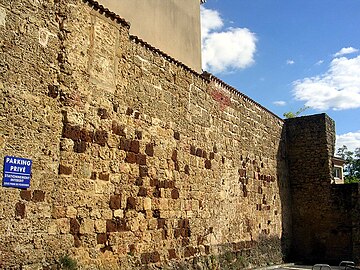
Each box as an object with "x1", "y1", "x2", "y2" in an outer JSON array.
[
  {"x1": 286, "y1": 114, "x2": 355, "y2": 264},
  {"x1": 351, "y1": 185, "x2": 360, "y2": 264},
  {"x1": 0, "y1": 0, "x2": 292, "y2": 269},
  {"x1": 0, "y1": 0, "x2": 64, "y2": 268},
  {"x1": 330, "y1": 183, "x2": 360, "y2": 264}
]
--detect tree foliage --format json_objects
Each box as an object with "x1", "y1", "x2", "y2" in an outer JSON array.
[
  {"x1": 337, "y1": 145, "x2": 360, "y2": 183},
  {"x1": 283, "y1": 106, "x2": 309, "y2": 119}
]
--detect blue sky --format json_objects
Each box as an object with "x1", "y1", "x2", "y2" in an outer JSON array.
[{"x1": 200, "y1": 0, "x2": 360, "y2": 152}]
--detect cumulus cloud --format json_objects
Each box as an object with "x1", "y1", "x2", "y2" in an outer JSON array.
[
  {"x1": 273, "y1": 101, "x2": 287, "y2": 106},
  {"x1": 315, "y1": 60, "x2": 324, "y2": 65},
  {"x1": 336, "y1": 130, "x2": 360, "y2": 152},
  {"x1": 334, "y1": 47, "x2": 359, "y2": 57},
  {"x1": 293, "y1": 54, "x2": 360, "y2": 110},
  {"x1": 286, "y1": 60, "x2": 295, "y2": 65},
  {"x1": 201, "y1": 6, "x2": 257, "y2": 74},
  {"x1": 201, "y1": 8, "x2": 223, "y2": 38}
]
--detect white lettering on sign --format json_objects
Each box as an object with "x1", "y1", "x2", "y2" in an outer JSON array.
[
  {"x1": 9, "y1": 166, "x2": 26, "y2": 173},
  {"x1": 5, "y1": 157, "x2": 31, "y2": 166}
]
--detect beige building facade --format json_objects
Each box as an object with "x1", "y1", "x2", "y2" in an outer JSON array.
[
  {"x1": 97, "y1": 0, "x2": 203, "y2": 73},
  {"x1": 332, "y1": 156, "x2": 345, "y2": 184}
]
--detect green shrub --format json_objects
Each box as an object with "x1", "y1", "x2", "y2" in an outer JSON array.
[{"x1": 59, "y1": 255, "x2": 77, "y2": 270}]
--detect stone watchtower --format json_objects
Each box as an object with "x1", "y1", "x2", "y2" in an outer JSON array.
[{"x1": 97, "y1": 0, "x2": 204, "y2": 73}]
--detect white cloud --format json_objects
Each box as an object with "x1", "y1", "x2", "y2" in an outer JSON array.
[
  {"x1": 201, "y1": 7, "x2": 257, "y2": 74},
  {"x1": 315, "y1": 60, "x2": 324, "y2": 65},
  {"x1": 293, "y1": 55, "x2": 360, "y2": 110},
  {"x1": 334, "y1": 47, "x2": 359, "y2": 57},
  {"x1": 336, "y1": 130, "x2": 360, "y2": 152},
  {"x1": 273, "y1": 100, "x2": 286, "y2": 106},
  {"x1": 286, "y1": 60, "x2": 295, "y2": 65},
  {"x1": 200, "y1": 7, "x2": 223, "y2": 38}
]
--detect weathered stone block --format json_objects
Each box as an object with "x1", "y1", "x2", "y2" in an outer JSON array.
[
  {"x1": 195, "y1": 148, "x2": 203, "y2": 157},
  {"x1": 73, "y1": 140, "x2": 87, "y2": 153},
  {"x1": 114, "y1": 209, "x2": 124, "y2": 218},
  {"x1": 80, "y1": 129, "x2": 94, "y2": 143},
  {"x1": 136, "y1": 154, "x2": 146, "y2": 165},
  {"x1": 20, "y1": 190, "x2": 32, "y2": 201},
  {"x1": 184, "y1": 165, "x2": 190, "y2": 175},
  {"x1": 139, "y1": 165, "x2": 148, "y2": 177},
  {"x1": 126, "y1": 107, "x2": 133, "y2": 116},
  {"x1": 184, "y1": 246, "x2": 197, "y2": 257},
  {"x1": 62, "y1": 123, "x2": 81, "y2": 141},
  {"x1": 106, "y1": 219, "x2": 117, "y2": 232},
  {"x1": 74, "y1": 235, "x2": 81, "y2": 248},
  {"x1": 157, "y1": 218, "x2": 165, "y2": 229},
  {"x1": 58, "y1": 164, "x2": 72, "y2": 175},
  {"x1": 66, "y1": 206, "x2": 77, "y2": 218},
  {"x1": 134, "y1": 111, "x2": 140, "y2": 119},
  {"x1": 171, "y1": 189, "x2": 180, "y2": 199},
  {"x1": 126, "y1": 197, "x2": 137, "y2": 210},
  {"x1": 138, "y1": 187, "x2": 147, "y2": 197},
  {"x1": 152, "y1": 210, "x2": 160, "y2": 218},
  {"x1": 112, "y1": 121, "x2": 126, "y2": 136},
  {"x1": 173, "y1": 131, "x2": 180, "y2": 140},
  {"x1": 32, "y1": 190, "x2": 45, "y2": 202},
  {"x1": 70, "y1": 218, "x2": 80, "y2": 235},
  {"x1": 97, "y1": 233, "x2": 107, "y2": 244},
  {"x1": 141, "y1": 251, "x2": 160, "y2": 264},
  {"x1": 119, "y1": 137, "x2": 131, "y2": 151},
  {"x1": 94, "y1": 130, "x2": 108, "y2": 146},
  {"x1": 95, "y1": 181, "x2": 114, "y2": 194},
  {"x1": 99, "y1": 172, "x2": 109, "y2": 181},
  {"x1": 204, "y1": 160, "x2": 211, "y2": 170},
  {"x1": 168, "y1": 249, "x2": 177, "y2": 259},
  {"x1": 150, "y1": 178, "x2": 159, "y2": 187},
  {"x1": 171, "y1": 150, "x2": 177, "y2": 162},
  {"x1": 15, "y1": 202, "x2": 25, "y2": 219},
  {"x1": 97, "y1": 108, "x2": 109, "y2": 119},
  {"x1": 135, "y1": 130, "x2": 142, "y2": 140},
  {"x1": 130, "y1": 140, "x2": 140, "y2": 153},
  {"x1": 80, "y1": 219, "x2": 94, "y2": 234},
  {"x1": 48, "y1": 84, "x2": 59, "y2": 98},
  {"x1": 144, "y1": 198, "x2": 152, "y2": 210},
  {"x1": 90, "y1": 172, "x2": 97, "y2": 180},
  {"x1": 135, "y1": 177, "x2": 144, "y2": 186},
  {"x1": 48, "y1": 221, "x2": 58, "y2": 235},
  {"x1": 109, "y1": 194, "x2": 122, "y2": 210},
  {"x1": 190, "y1": 145, "x2": 196, "y2": 155},
  {"x1": 95, "y1": 220, "x2": 106, "y2": 233},
  {"x1": 145, "y1": 143, "x2": 154, "y2": 156},
  {"x1": 125, "y1": 152, "x2": 136, "y2": 163}
]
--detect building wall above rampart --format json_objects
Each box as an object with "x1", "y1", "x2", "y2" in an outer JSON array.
[{"x1": 96, "y1": 0, "x2": 202, "y2": 73}]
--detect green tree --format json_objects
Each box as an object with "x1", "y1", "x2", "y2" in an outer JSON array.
[
  {"x1": 283, "y1": 106, "x2": 309, "y2": 119},
  {"x1": 337, "y1": 145, "x2": 360, "y2": 183}
]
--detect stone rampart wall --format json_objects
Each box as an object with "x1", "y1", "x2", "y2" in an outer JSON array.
[
  {"x1": 286, "y1": 114, "x2": 356, "y2": 264},
  {"x1": 1, "y1": 0, "x2": 291, "y2": 269}
]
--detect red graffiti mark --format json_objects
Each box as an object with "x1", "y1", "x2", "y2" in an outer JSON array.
[{"x1": 209, "y1": 85, "x2": 231, "y2": 111}]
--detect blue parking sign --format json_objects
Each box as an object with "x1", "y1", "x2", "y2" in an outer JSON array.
[{"x1": 3, "y1": 156, "x2": 32, "y2": 189}]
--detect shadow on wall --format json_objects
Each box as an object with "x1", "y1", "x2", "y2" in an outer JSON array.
[
  {"x1": 277, "y1": 125, "x2": 293, "y2": 263},
  {"x1": 284, "y1": 114, "x2": 360, "y2": 265}
]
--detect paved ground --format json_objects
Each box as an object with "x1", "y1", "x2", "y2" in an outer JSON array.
[
  {"x1": 275, "y1": 265, "x2": 350, "y2": 270},
  {"x1": 255, "y1": 261, "x2": 358, "y2": 270}
]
